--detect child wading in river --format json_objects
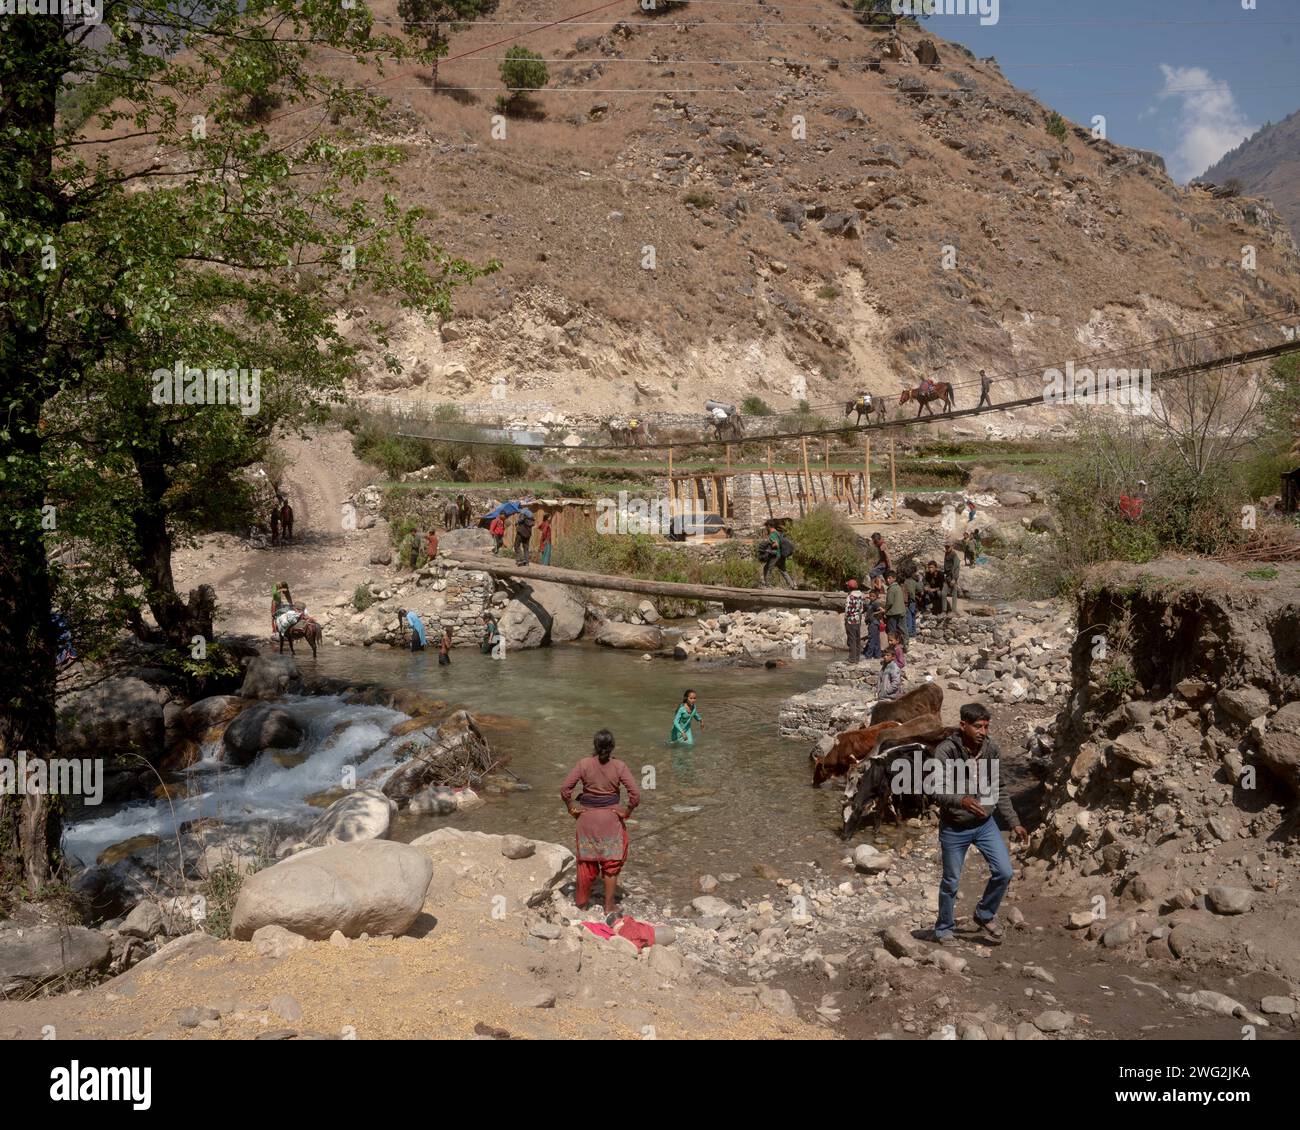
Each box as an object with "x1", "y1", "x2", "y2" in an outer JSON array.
[{"x1": 669, "y1": 689, "x2": 702, "y2": 745}]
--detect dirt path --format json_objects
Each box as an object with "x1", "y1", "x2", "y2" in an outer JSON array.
[
  {"x1": 173, "y1": 428, "x2": 390, "y2": 638},
  {"x1": 0, "y1": 909, "x2": 826, "y2": 1042}
]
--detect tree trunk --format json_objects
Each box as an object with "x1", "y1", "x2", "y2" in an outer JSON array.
[
  {"x1": 0, "y1": 15, "x2": 69, "y2": 895},
  {"x1": 439, "y1": 553, "x2": 848, "y2": 612},
  {"x1": 128, "y1": 452, "x2": 211, "y2": 647},
  {"x1": 0, "y1": 394, "x2": 62, "y2": 895}
]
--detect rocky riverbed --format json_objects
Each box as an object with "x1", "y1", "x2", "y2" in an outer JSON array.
[{"x1": 4, "y1": 561, "x2": 1296, "y2": 1041}]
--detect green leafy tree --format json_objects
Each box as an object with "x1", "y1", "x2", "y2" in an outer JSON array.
[
  {"x1": 498, "y1": 46, "x2": 549, "y2": 113},
  {"x1": 397, "y1": 0, "x2": 501, "y2": 89},
  {"x1": 0, "y1": 1, "x2": 490, "y2": 895},
  {"x1": 854, "y1": 1, "x2": 926, "y2": 27}
]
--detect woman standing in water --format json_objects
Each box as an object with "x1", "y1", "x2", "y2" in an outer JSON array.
[
  {"x1": 560, "y1": 729, "x2": 640, "y2": 913},
  {"x1": 668, "y1": 689, "x2": 702, "y2": 745}
]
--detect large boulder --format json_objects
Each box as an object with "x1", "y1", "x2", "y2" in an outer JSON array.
[
  {"x1": 410, "y1": 828, "x2": 573, "y2": 913},
  {"x1": 808, "y1": 612, "x2": 843, "y2": 649},
  {"x1": 382, "y1": 710, "x2": 489, "y2": 804},
  {"x1": 499, "y1": 580, "x2": 586, "y2": 648},
  {"x1": 180, "y1": 694, "x2": 251, "y2": 734},
  {"x1": 239, "y1": 654, "x2": 302, "y2": 700},
  {"x1": 230, "y1": 840, "x2": 433, "y2": 940},
  {"x1": 0, "y1": 925, "x2": 111, "y2": 992},
  {"x1": 57, "y1": 677, "x2": 164, "y2": 760},
  {"x1": 222, "y1": 702, "x2": 303, "y2": 764},
  {"x1": 589, "y1": 618, "x2": 664, "y2": 651},
  {"x1": 1216, "y1": 685, "x2": 1271, "y2": 724},
  {"x1": 297, "y1": 789, "x2": 395, "y2": 849},
  {"x1": 438, "y1": 526, "x2": 495, "y2": 554},
  {"x1": 1258, "y1": 700, "x2": 1300, "y2": 794}
]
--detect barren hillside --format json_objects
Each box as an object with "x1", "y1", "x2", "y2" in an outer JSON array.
[{"x1": 101, "y1": 1, "x2": 1300, "y2": 420}]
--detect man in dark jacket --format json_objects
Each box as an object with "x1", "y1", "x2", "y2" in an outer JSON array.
[
  {"x1": 930, "y1": 702, "x2": 1027, "y2": 945},
  {"x1": 942, "y1": 540, "x2": 961, "y2": 615},
  {"x1": 883, "y1": 569, "x2": 906, "y2": 642},
  {"x1": 922, "y1": 560, "x2": 944, "y2": 615},
  {"x1": 514, "y1": 508, "x2": 535, "y2": 565}
]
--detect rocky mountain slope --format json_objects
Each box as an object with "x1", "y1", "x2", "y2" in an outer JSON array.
[
  {"x1": 1201, "y1": 109, "x2": 1300, "y2": 245},
  {"x1": 96, "y1": 1, "x2": 1300, "y2": 422}
]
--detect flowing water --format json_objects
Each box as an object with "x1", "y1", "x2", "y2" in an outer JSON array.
[{"x1": 65, "y1": 642, "x2": 879, "y2": 906}]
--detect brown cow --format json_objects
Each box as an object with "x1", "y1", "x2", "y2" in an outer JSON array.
[
  {"x1": 812, "y1": 720, "x2": 901, "y2": 787},
  {"x1": 869, "y1": 680, "x2": 943, "y2": 727},
  {"x1": 841, "y1": 712, "x2": 953, "y2": 835}
]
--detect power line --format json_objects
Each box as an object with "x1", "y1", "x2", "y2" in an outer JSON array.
[
  {"x1": 370, "y1": 82, "x2": 1300, "y2": 97},
  {"x1": 389, "y1": 335, "x2": 1300, "y2": 453}
]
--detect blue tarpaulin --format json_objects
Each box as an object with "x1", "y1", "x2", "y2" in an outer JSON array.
[{"x1": 482, "y1": 501, "x2": 526, "y2": 523}]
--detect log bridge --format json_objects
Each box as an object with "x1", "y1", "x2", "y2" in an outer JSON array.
[{"x1": 439, "y1": 554, "x2": 848, "y2": 613}]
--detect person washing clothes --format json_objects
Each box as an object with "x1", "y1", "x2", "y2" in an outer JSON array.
[{"x1": 398, "y1": 607, "x2": 427, "y2": 652}]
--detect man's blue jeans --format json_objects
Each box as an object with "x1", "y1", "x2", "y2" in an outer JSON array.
[
  {"x1": 934, "y1": 816, "x2": 1013, "y2": 939},
  {"x1": 905, "y1": 600, "x2": 917, "y2": 637}
]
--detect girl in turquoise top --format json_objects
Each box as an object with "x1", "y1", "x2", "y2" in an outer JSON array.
[{"x1": 669, "y1": 689, "x2": 702, "y2": 745}]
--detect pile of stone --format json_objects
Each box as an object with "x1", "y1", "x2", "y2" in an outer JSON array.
[
  {"x1": 779, "y1": 663, "x2": 877, "y2": 739},
  {"x1": 318, "y1": 562, "x2": 495, "y2": 648},
  {"x1": 909, "y1": 604, "x2": 1072, "y2": 706},
  {"x1": 677, "y1": 608, "x2": 842, "y2": 661},
  {"x1": 778, "y1": 602, "x2": 1072, "y2": 740}
]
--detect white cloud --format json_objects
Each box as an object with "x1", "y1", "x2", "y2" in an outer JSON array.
[{"x1": 1155, "y1": 64, "x2": 1257, "y2": 183}]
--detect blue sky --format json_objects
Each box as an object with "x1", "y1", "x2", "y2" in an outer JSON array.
[{"x1": 917, "y1": 0, "x2": 1300, "y2": 181}]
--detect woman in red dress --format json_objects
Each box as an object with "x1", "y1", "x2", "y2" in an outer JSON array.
[{"x1": 560, "y1": 729, "x2": 641, "y2": 913}]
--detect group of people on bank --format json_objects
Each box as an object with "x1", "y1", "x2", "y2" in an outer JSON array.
[
  {"x1": 488, "y1": 508, "x2": 553, "y2": 566},
  {"x1": 841, "y1": 532, "x2": 967, "y2": 700}
]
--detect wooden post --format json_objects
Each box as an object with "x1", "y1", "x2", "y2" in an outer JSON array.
[
  {"x1": 668, "y1": 447, "x2": 674, "y2": 516},
  {"x1": 766, "y1": 445, "x2": 773, "y2": 471},
  {"x1": 801, "y1": 438, "x2": 813, "y2": 512},
  {"x1": 726, "y1": 444, "x2": 732, "y2": 472},
  {"x1": 890, "y1": 435, "x2": 897, "y2": 517},
  {"x1": 864, "y1": 435, "x2": 871, "y2": 513}
]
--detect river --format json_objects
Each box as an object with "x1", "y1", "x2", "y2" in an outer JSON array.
[{"x1": 65, "y1": 642, "x2": 881, "y2": 907}]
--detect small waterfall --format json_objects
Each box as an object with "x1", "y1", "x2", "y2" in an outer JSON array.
[{"x1": 63, "y1": 696, "x2": 410, "y2": 866}]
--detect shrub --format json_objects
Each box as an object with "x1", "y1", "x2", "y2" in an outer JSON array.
[
  {"x1": 817, "y1": 284, "x2": 840, "y2": 301},
  {"x1": 199, "y1": 863, "x2": 246, "y2": 940},
  {"x1": 742, "y1": 395, "x2": 775, "y2": 416},
  {"x1": 787, "y1": 506, "x2": 863, "y2": 589},
  {"x1": 684, "y1": 191, "x2": 714, "y2": 208},
  {"x1": 1046, "y1": 111, "x2": 1068, "y2": 142},
  {"x1": 499, "y1": 46, "x2": 548, "y2": 110},
  {"x1": 353, "y1": 585, "x2": 378, "y2": 612},
  {"x1": 490, "y1": 444, "x2": 528, "y2": 477}
]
